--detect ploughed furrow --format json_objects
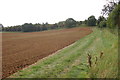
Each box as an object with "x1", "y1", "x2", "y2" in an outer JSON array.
[{"x1": 2, "y1": 27, "x2": 92, "y2": 78}]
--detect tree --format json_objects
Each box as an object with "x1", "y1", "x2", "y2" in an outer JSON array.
[
  {"x1": 107, "y1": 3, "x2": 120, "y2": 29},
  {"x1": 50, "y1": 23, "x2": 58, "y2": 29},
  {"x1": 87, "y1": 15, "x2": 96, "y2": 26},
  {"x1": 58, "y1": 21, "x2": 65, "y2": 28},
  {"x1": 79, "y1": 21, "x2": 83, "y2": 24},
  {"x1": 97, "y1": 16, "x2": 106, "y2": 25},
  {"x1": 102, "y1": 0, "x2": 120, "y2": 16},
  {"x1": 0, "y1": 24, "x2": 4, "y2": 31},
  {"x1": 22, "y1": 23, "x2": 35, "y2": 32},
  {"x1": 97, "y1": 16, "x2": 106, "y2": 27},
  {"x1": 65, "y1": 18, "x2": 77, "y2": 28},
  {"x1": 41, "y1": 23, "x2": 47, "y2": 31},
  {"x1": 75, "y1": 21, "x2": 82, "y2": 27},
  {"x1": 84, "y1": 19, "x2": 88, "y2": 25},
  {"x1": 34, "y1": 23, "x2": 41, "y2": 31},
  {"x1": 101, "y1": 0, "x2": 120, "y2": 29}
]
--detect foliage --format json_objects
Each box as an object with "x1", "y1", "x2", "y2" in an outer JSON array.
[
  {"x1": 102, "y1": 0, "x2": 120, "y2": 16},
  {"x1": 101, "y1": 0, "x2": 120, "y2": 30},
  {"x1": 65, "y1": 18, "x2": 77, "y2": 28},
  {"x1": 4, "y1": 25, "x2": 22, "y2": 32},
  {"x1": 57, "y1": 21, "x2": 65, "y2": 28},
  {"x1": 87, "y1": 15, "x2": 96, "y2": 26},
  {"x1": 0, "y1": 24, "x2": 4, "y2": 31},
  {"x1": 99, "y1": 21, "x2": 107, "y2": 28},
  {"x1": 3, "y1": 18, "x2": 81, "y2": 32},
  {"x1": 83, "y1": 19, "x2": 87, "y2": 25},
  {"x1": 22, "y1": 23, "x2": 35, "y2": 32},
  {"x1": 107, "y1": 3, "x2": 120, "y2": 29},
  {"x1": 97, "y1": 16, "x2": 106, "y2": 27}
]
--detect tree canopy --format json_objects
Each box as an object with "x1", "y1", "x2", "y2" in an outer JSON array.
[
  {"x1": 65, "y1": 18, "x2": 77, "y2": 28},
  {"x1": 87, "y1": 15, "x2": 96, "y2": 26},
  {"x1": 107, "y1": 3, "x2": 120, "y2": 29},
  {"x1": 102, "y1": 0, "x2": 120, "y2": 16},
  {"x1": 101, "y1": 0, "x2": 120, "y2": 29},
  {"x1": 3, "y1": 18, "x2": 82, "y2": 32}
]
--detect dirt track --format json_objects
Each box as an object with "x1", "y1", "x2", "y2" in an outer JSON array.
[{"x1": 2, "y1": 27, "x2": 92, "y2": 78}]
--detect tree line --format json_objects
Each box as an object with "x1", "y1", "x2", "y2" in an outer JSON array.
[
  {"x1": 1, "y1": 0, "x2": 119, "y2": 32},
  {"x1": 1, "y1": 16, "x2": 98, "y2": 32},
  {"x1": 1, "y1": 18, "x2": 83, "y2": 32}
]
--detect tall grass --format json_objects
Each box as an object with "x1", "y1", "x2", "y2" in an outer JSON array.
[{"x1": 89, "y1": 28, "x2": 118, "y2": 78}]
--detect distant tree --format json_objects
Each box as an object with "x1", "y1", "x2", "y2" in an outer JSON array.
[
  {"x1": 65, "y1": 18, "x2": 77, "y2": 28},
  {"x1": 34, "y1": 23, "x2": 41, "y2": 31},
  {"x1": 97, "y1": 16, "x2": 106, "y2": 27},
  {"x1": 80, "y1": 21, "x2": 83, "y2": 24},
  {"x1": 58, "y1": 21, "x2": 65, "y2": 28},
  {"x1": 41, "y1": 23, "x2": 47, "y2": 31},
  {"x1": 0, "y1": 24, "x2": 4, "y2": 31},
  {"x1": 45, "y1": 22, "x2": 49, "y2": 29},
  {"x1": 87, "y1": 15, "x2": 96, "y2": 26},
  {"x1": 22, "y1": 23, "x2": 35, "y2": 32},
  {"x1": 54, "y1": 23, "x2": 59, "y2": 28},
  {"x1": 17, "y1": 26, "x2": 22, "y2": 31},
  {"x1": 75, "y1": 21, "x2": 82, "y2": 27},
  {"x1": 84, "y1": 19, "x2": 88, "y2": 25}
]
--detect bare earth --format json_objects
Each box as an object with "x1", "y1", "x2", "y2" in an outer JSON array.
[{"x1": 2, "y1": 27, "x2": 92, "y2": 78}]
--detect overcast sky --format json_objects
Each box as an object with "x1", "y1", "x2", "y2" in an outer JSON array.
[{"x1": 0, "y1": 0, "x2": 107, "y2": 27}]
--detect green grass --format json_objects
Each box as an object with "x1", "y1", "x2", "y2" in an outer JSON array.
[{"x1": 10, "y1": 28, "x2": 118, "y2": 78}]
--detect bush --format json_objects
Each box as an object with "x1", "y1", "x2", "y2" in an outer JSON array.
[{"x1": 99, "y1": 21, "x2": 107, "y2": 28}]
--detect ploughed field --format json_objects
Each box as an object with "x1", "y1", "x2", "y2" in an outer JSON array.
[{"x1": 2, "y1": 27, "x2": 92, "y2": 78}]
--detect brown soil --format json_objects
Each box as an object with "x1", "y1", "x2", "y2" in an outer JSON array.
[{"x1": 2, "y1": 27, "x2": 92, "y2": 78}]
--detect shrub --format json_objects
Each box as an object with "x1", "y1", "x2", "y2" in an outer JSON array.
[{"x1": 99, "y1": 21, "x2": 107, "y2": 28}]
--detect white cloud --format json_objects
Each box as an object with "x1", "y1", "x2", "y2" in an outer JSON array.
[{"x1": 0, "y1": 0, "x2": 106, "y2": 27}]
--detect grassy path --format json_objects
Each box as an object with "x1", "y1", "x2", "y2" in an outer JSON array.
[{"x1": 10, "y1": 28, "x2": 118, "y2": 78}]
